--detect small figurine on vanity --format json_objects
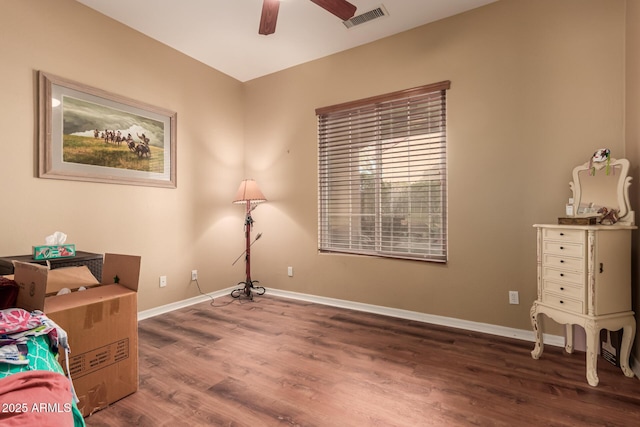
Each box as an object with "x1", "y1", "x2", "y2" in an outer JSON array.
[{"x1": 530, "y1": 149, "x2": 637, "y2": 386}]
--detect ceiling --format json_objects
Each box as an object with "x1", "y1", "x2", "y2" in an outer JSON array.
[{"x1": 76, "y1": 0, "x2": 497, "y2": 82}]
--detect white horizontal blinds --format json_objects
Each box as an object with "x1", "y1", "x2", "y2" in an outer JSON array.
[{"x1": 317, "y1": 81, "x2": 449, "y2": 262}]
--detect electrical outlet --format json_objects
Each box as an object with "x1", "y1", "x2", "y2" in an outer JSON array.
[
  {"x1": 159, "y1": 276, "x2": 167, "y2": 288},
  {"x1": 191, "y1": 270, "x2": 198, "y2": 281},
  {"x1": 287, "y1": 266, "x2": 293, "y2": 277},
  {"x1": 509, "y1": 291, "x2": 519, "y2": 305}
]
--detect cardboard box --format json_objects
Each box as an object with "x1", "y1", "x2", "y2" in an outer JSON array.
[
  {"x1": 33, "y1": 244, "x2": 76, "y2": 260},
  {"x1": 600, "y1": 329, "x2": 622, "y2": 367},
  {"x1": 13, "y1": 254, "x2": 141, "y2": 417}
]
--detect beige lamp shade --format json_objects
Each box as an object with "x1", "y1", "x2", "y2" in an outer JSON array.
[{"x1": 233, "y1": 179, "x2": 267, "y2": 204}]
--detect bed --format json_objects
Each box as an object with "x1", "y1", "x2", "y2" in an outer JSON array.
[{"x1": 0, "y1": 280, "x2": 85, "y2": 427}]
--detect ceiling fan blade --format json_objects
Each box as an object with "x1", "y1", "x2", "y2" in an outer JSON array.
[
  {"x1": 310, "y1": 0, "x2": 357, "y2": 21},
  {"x1": 259, "y1": 0, "x2": 280, "y2": 35}
]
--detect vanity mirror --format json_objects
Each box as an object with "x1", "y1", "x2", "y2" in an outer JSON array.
[{"x1": 570, "y1": 155, "x2": 634, "y2": 225}]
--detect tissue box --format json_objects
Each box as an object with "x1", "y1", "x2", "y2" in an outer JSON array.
[{"x1": 33, "y1": 244, "x2": 76, "y2": 260}]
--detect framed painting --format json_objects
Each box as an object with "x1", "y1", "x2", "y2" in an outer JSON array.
[{"x1": 38, "y1": 71, "x2": 177, "y2": 188}]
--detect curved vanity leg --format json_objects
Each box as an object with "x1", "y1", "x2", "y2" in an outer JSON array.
[
  {"x1": 565, "y1": 324, "x2": 574, "y2": 354},
  {"x1": 585, "y1": 320, "x2": 599, "y2": 387},
  {"x1": 619, "y1": 318, "x2": 636, "y2": 378},
  {"x1": 530, "y1": 303, "x2": 544, "y2": 359}
]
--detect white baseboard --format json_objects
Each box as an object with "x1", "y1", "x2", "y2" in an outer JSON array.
[
  {"x1": 138, "y1": 286, "x2": 564, "y2": 348},
  {"x1": 633, "y1": 355, "x2": 640, "y2": 378},
  {"x1": 266, "y1": 288, "x2": 565, "y2": 347},
  {"x1": 137, "y1": 287, "x2": 235, "y2": 321}
]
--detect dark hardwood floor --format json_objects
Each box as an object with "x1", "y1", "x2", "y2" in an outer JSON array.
[{"x1": 84, "y1": 294, "x2": 640, "y2": 426}]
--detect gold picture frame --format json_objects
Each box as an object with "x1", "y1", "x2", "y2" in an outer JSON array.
[{"x1": 38, "y1": 71, "x2": 177, "y2": 188}]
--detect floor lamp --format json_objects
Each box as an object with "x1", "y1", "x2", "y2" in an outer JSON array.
[{"x1": 231, "y1": 179, "x2": 267, "y2": 299}]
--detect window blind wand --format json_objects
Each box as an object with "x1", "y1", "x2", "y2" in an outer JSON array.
[{"x1": 232, "y1": 232, "x2": 263, "y2": 266}]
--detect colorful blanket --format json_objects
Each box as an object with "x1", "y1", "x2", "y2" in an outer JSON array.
[
  {"x1": 0, "y1": 308, "x2": 85, "y2": 427},
  {"x1": 0, "y1": 308, "x2": 68, "y2": 366}
]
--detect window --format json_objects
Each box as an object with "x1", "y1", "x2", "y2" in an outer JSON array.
[{"x1": 317, "y1": 81, "x2": 450, "y2": 262}]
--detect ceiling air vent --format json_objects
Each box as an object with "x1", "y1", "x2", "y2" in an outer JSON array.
[{"x1": 343, "y1": 5, "x2": 389, "y2": 29}]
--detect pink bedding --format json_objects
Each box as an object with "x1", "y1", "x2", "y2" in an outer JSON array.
[{"x1": 0, "y1": 370, "x2": 74, "y2": 426}]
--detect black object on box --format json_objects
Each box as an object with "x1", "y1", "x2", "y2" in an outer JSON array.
[
  {"x1": 0, "y1": 277, "x2": 19, "y2": 309},
  {"x1": 0, "y1": 251, "x2": 103, "y2": 281},
  {"x1": 600, "y1": 329, "x2": 622, "y2": 367}
]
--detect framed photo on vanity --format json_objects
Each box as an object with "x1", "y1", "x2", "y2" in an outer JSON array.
[{"x1": 38, "y1": 71, "x2": 177, "y2": 188}]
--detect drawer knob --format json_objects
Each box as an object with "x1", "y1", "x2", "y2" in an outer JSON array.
[
  {"x1": 560, "y1": 232, "x2": 564, "y2": 236},
  {"x1": 560, "y1": 260, "x2": 565, "y2": 263},
  {"x1": 560, "y1": 300, "x2": 564, "y2": 304},
  {"x1": 560, "y1": 287, "x2": 564, "y2": 290},
  {"x1": 560, "y1": 273, "x2": 564, "y2": 277}
]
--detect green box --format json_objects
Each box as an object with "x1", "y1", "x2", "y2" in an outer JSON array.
[{"x1": 33, "y1": 244, "x2": 76, "y2": 260}]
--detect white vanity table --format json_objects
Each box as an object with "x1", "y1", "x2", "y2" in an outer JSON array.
[{"x1": 530, "y1": 157, "x2": 637, "y2": 386}]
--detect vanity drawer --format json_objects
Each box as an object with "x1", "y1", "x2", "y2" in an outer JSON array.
[
  {"x1": 542, "y1": 254, "x2": 585, "y2": 272},
  {"x1": 542, "y1": 228, "x2": 584, "y2": 243},
  {"x1": 542, "y1": 267, "x2": 584, "y2": 285},
  {"x1": 542, "y1": 241, "x2": 584, "y2": 258},
  {"x1": 542, "y1": 280, "x2": 584, "y2": 300},
  {"x1": 542, "y1": 292, "x2": 583, "y2": 313}
]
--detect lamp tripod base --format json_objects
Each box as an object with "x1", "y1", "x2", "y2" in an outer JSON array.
[{"x1": 231, "y1": 279, "x2": 265, "y2": 300}]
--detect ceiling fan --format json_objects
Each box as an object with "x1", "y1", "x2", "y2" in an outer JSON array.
[{"x1": 259, "y1": 0, "x2": 357, "y2": 35}]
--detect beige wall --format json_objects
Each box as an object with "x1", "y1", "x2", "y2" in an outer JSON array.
[
  {"x1": 1, "y1": 0, "x2": 635, "y2": 337},
  {"x1": 1, "y1": 0, "x2": 246, "y2": 310},
  {"x1": 244, "y1": 0, "x2": 627, "y2": 331},
  {"x1": 626, "y1": 0, "x2": 640, "y2": 361}
]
